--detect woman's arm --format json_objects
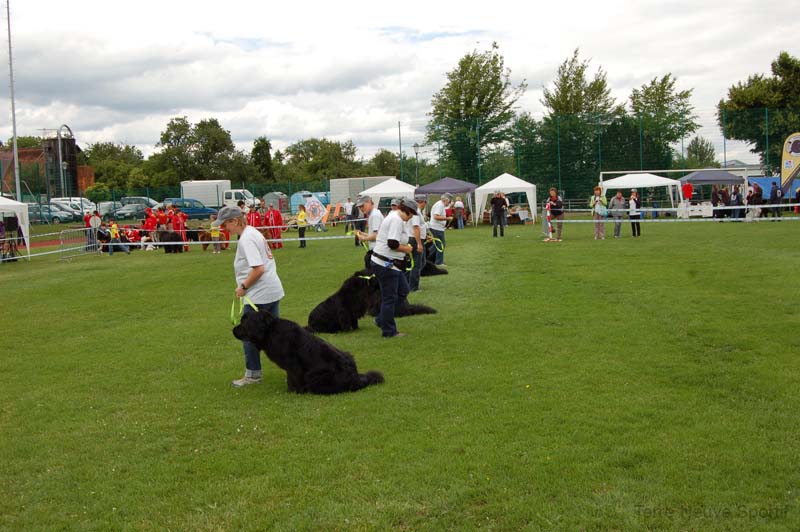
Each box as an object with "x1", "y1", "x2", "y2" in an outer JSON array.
[{"x1": 236, "y1": 265, "x2": 265, "y2": 297}]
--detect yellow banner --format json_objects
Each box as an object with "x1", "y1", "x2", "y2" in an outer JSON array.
[{"x1": 782, "y1": 132, "x2": 800, "y2": 193}]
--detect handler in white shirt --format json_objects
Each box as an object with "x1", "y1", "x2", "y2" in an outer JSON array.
[
  {"x1": 355, "y1": 195, "x2": 384, "y2": 269},
  {"x1": 370, "y1": 198, "x2": 417, "y2": 338},
  {"x1": 427, "y1": 193, "x2": 451, "y2": 266}
]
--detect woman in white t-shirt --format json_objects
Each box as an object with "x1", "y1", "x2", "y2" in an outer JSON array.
[
  {"x1": 453, "y1": 196, "x2": 465, "y2": 229},
  {"x1": 213, "y1": 206, "x2": 285, "y2": 387},
  {"x1": 370, "y1": 198, "x2": 417, "y2": 338}
]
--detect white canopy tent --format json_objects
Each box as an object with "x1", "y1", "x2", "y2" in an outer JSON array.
[
  {"x1": 0, "y1": 196, "x2": 30, "y2": 258},
  {"x1": 474, "y1": 173, "x2": 537, "y2": 225},
  {"x1": 600, "y1": 173, "x2": 679, "y2": 208},
  {"x1": 358, "y1": 178, "x2": 417, "y2": 204}
]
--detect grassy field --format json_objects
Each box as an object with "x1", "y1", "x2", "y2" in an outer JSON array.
[{"x1": 1, "y1": 220, "x2": 799, "y2": 530}]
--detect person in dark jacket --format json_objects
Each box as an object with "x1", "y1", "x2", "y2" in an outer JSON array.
[
  {"x1": 769, "y1": 182, "x2": 782, "y2": 219},
  {"x1": 545, "y1": 187, "x2": 564, "y2": 241}
]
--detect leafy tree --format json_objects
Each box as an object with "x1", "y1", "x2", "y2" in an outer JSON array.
[
  {"x1": 427, "y1": 42, "x2": 526, "y2": 182},
  {"x1": 685, "y1": 136, "x2": 718, "y2": 168},
  {"x1": 85, "y1": 183, "x2": 111, "y2": 202},
  {"x1": 718, "y1": 51, "x2": 800, "y2": 174},
  {"x1": 368, "y1": 149, "x2": 400, "y2": 177},
  {"x1": 283, "y1": 138, "x2": 359, "y2": 179},
  {"x1": 542, "y1": 48, "x2": 621, "y2": 116},
  {"x1": 630, "y1": 74, "x2": 699, "y2": 144},
  {"x1": 251, "y1": 137, "x2": 275, "y2": 182},
  {"x1": 154, "y1": 117, "x2": 196, "y2": 184},
  {"x1": 193, "y1": 118, "x2": 235, "y2": 179},
  {"x1": 5, "y1": 136, "x2": 41, "y2": 149}
]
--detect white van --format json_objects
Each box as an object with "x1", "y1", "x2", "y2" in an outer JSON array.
[
  {"x1": 223, "y1": 189, "x2": 260, "y2": 209},
  {"x1": 51, "y1": 197, "x2": 96, "y2": 212}
]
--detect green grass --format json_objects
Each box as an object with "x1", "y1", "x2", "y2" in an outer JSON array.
[{"x1": 1, "y1": 221, "x2": 799, "y2": 530}]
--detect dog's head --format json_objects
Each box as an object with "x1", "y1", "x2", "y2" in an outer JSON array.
[{"x1": 232, "y1": 310, "x2": 276, "y2": 344}]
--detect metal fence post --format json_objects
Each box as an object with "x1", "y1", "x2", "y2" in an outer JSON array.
[
  {"x1": 556, "y1": 115, "x2": 562, "y2": 192},
  {"x1": 765, "y1": 107, "x2": 770, "y2": 174},
  {"x1": 398, "y1": 121, "x2": 403, "y2": 181},
  {"x1": 722, "y1": 108, "x2": 727, "y2": 168}
]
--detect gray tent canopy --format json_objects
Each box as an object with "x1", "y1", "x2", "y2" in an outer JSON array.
[
  {"x1": 678, "y1": 170, "x2": 747, "y2": 186},
  {"x1": 415, "y1": 177, "x2": 478, "y2": 194}
]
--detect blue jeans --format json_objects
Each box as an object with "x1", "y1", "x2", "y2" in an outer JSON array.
[
  {"x1": 108, "y1": 238, "x2": 129, "y2": 255},
  {"x1": 372, "y1": 262, "x2": 410, "y2": 337},
  {"x1": 429, "y1": 228, "x2": 445, "y2": 265},
  {"x1": 242, "y1": 300, "x2": 280, "y2": 377},
  {"x1": 455, "y1": 210, "x2": 464, "y2": 229}
]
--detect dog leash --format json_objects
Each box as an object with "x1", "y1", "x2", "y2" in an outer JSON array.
[
  {"x1": 231, "y1": 293, "x2": 259, "y2": 325},
  {"x1": 430, "y1": 237, "x2": 444, "y2": 252}
]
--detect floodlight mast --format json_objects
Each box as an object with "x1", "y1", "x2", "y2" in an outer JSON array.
[{"x1": 6, "y1": 0, "x2": 21, "y2": 201}]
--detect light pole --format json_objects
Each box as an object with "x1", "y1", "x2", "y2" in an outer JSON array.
[
  {"x1": 413, "y1": 143, "x2": 420, "y2": 187},
  {"x1": 56, "y1": 124, "x2": 74, "y2": 196},
  {"x1": 61, "y1": 161, "x2": 69, "y2": 196}
]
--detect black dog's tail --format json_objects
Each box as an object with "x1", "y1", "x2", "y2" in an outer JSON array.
[
  {"x1": 397, "y1": 303, "x2": 437, "y2": 316},
  {"x1": 357, "y1": 371, "x2": 384, "y2": 389}
]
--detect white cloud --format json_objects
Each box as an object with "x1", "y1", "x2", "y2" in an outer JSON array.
[{"x1": 0, "y1": 0, "x2": 796, "y2": 165}]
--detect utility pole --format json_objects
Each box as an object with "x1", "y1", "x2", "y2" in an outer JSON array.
[{"x1": 6, "y1": 1, "x2": 21, "y2": 201}]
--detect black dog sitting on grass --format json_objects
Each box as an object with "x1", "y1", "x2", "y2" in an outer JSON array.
[
  {"x1": 233, "y1": 311, "x2": 384, "y2": 394},
  {"x1": 421, "y1": 239, "x2": 448, "y2": 276},
  {"x1": 307, "y1": 270, "x2": 378, "y2": 333},
  {"x1": 307, "y1": 269, "x2": 436, "y2": 333}
]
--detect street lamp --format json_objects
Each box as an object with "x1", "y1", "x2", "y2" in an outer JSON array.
[
  {"x1": 61, "y1": 160, "x2": 69, "y2": 196},
  {"x1": 413, "y1": 143, "x2": 420, "y2": 187}
]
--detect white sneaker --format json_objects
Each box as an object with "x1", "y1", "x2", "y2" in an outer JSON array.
[{"x1": 231, "y1": 376, "x2": 262, "y2": 387}]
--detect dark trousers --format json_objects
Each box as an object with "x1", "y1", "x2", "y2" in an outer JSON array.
[
  {"x1": 630, "y1": 214, "x2": 641, "y2": 237},
  {"x1": 407, "y1": 237, "x2": 425, "y2": 291},
  {"x1": 492, "y1": 212, "x2": 505, "y2": 237},
  {"x1": 242, "y1": 301, "x2": 280, "y2": 374},
  {"x1": 298, "y1": 226, "x2": 306, "y2": 247},
  {"x1": 372, "y1": 262, "x2": 410, "y2": 337},
  {"x1": 429, "y1": 228, "x2": 445, "y2": 265}
]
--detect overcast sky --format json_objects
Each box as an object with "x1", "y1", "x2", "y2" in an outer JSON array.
[{"x1": 1, "y1": 0, "x2": 796, "y2": 164}]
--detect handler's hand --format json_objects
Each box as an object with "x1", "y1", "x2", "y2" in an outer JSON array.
[
  {"x1": 417, "y1": 244, "x2": 423, "y2": 253},
  {"x1": 235, "y1": 286, "x2": 246, "y2": 298}
]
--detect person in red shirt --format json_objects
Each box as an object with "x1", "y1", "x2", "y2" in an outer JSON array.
[
  {"x1": 172, "y1": 207, "x2": 189, "y2": 251},
  {"x1": 83, "y1": 210, "x2": 91, "y2": 228},
  {"x1": 156, "y1": 207, "x2": 168, "y2": 231},
  {"x1": 682, "y1": 182, "x2": 694, "y2": 202},
  {"x1": 265, "y1": 204, "x2": 284, "y2": 249},
  {"x1": 246, "y1": 204, "x2": 262, "y2": 228}
]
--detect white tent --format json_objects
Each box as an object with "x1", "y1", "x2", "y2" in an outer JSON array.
[
  {"x1": 600, "y1": 172, "x2": 680, "y2": 208},
  {"x1": 0, "y1": 196, "x2": 30, "y2": 258},
  {"x1": 358, "y1": 178, "x2": 416, "y2": 204},
  {"x1": 474, "y1": 173, "x2": 537, "y2": 224}
]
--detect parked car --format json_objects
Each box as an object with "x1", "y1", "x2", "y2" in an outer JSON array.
[
  {"x1": 48, "y1": 202, "x2": 79, "y2": 221},
  {"x1": 27, "y1": 204, "x2": 72, "y2": 224},
  {"x1": 51, "y1": 197, "x2": 96, "y2": 211},
  {"x1": 161, "y1": 198, "x2": 218, "y2": 219},
  {"x1": 51, "y1": 199, "x2": 88, "y2": 217},
  {"x1": 97, "y1": 201, "x2": 124, "y2": 220},
  {"x1": 120, "y1": 196, "x2": 159, "y2": 209},
  {"x1": 112, "y1": 203, "x2": 146, "y2": 220}
]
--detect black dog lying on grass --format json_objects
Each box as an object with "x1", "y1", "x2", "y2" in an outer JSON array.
[
  {"x1": 307, "y1": 269, "x2": 437, "y2": 333},
  {"x1": 307, "y1": 270, "x2": 378, "y2": 333},
  {"x1": 421, "y1": 240, "x2": 448, "y2": 276},
  {"x1": 233, "y1": 311, "x2": 384, "y2": 394}
]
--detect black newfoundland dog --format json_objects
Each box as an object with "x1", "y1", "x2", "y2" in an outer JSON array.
[
  {"x1": 157, "y1": 231, "x2": 184, "y2": 253},
  {"x1": 233, "y1": 311, "x2": 384, "y2": 394},
  {"x1": 421, "y1": 240, "x2": 448, "y2": 276},
  {"x1": 307, "y1": 270, "x2": 378, "y2": 333},
  {"x1": 307, "y1": 269, "x2": 437, "y2": 333}
]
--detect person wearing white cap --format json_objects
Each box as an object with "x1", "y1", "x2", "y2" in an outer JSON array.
[
  {"x1": 213, "y1": 205, "x2": 285, "y2": 387},
  {"x1": 371, "y1": 198, "x2": 417, "y2": 338},
  {"x1": 355, "y1": 195, "x2": 384, "y2": 269},
  {"x1": 427, "y1": 193, "x2": 451, "y2": 266}
]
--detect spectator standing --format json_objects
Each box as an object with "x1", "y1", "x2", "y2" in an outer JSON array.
[
  {"x1": 546, "y1": 187, "x2": 564, "y2": 241},
  {"x1": 296, "y1": 204, "x2": 307, "y2": 248},
  {"x1": 265, "y1": 204, "x2": 284, "y2": 249},
  {"x1": 370, "y1": 199, "x2": 417, "y2": 338},
  {"x1": 769, "y1": 182, "x2": 782, "y2": 219},
  {"x1": 490, "y1": 191, "x2": 508, "y2": 238},
  {"x1": 247, "y1": 204, "x2": 262, "y2": 228},
  {"x1": 730, "y1": 185, "x2": 743, "y2": 220},
  {"x1": 629, "y1": 189, "x2": 641, "y2": 237},
  {"x1": 89, "y1": 211, "x2": 102, "y2": 251},
  {"x1": 453, "y1": 196, "x2": 465, "y2": 229},
  {"x1": 608, "y1": 190, "x2": 627, "y2": 238},
  {"x1": 428, "y1": 193, "x2": 451, "y2": 265},
  {"x1": 355, "y1": 195, "x2": 384, "y2": 269},
  {"x1": 343, "y1": 197, "x2": 354, "y2": 232},
  {"x1": 589, "y1": 186, "x2": 607, "y2": 240},
  {"x1": 681, "y1": 181, "x2": 694, "y2": 202},
  {"x1": 212, "y1": 206, "x2": 284, "y2": 387}
]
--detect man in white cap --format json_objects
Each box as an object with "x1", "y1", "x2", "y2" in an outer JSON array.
[
  {"x1": 355, "y1": 195, "x2": 384, "y2": 269},
  {"x1": 427, "y1": 193, "x2": 451, "y2": 266},
  {"x1": 213, "y1": 205, "x2": 284, "y2": 387}
]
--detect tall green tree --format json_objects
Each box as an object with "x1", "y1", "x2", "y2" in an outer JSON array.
[
  {"x1": 368, "y1": 149, "x2": 400, "y2": 177},
  {"x1": 283, "y1": 138, "x2": 359, "y2": 179},
  {"x1": 542, "y1": 48, "x2": 620, "y2": 116},
  {"x1": 686, "y1": 136, "x2": 717, "y2": 168},
  {"x1": 427, "y1": 42, "x2": 526, "y2": 182},
  {"x1": 718, "y1": 51, "x2": 800, "y2": 174},
  {"x1": 251, "y1": 136, "x2": 275, "y2": 182},
  {"x1": 193, "y1": 118, "x2": 235, "y2": 178},
  {"x1": 630, "y1": 74, "x2": 699, "y2": 144},
  {"x1": 153, "y1": 117, "x2": 196, "y2": 184}
]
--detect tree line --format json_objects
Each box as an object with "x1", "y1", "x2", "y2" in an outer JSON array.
[{"x1": 7, "y1": 48, "x2": 798, "y2": 197}]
